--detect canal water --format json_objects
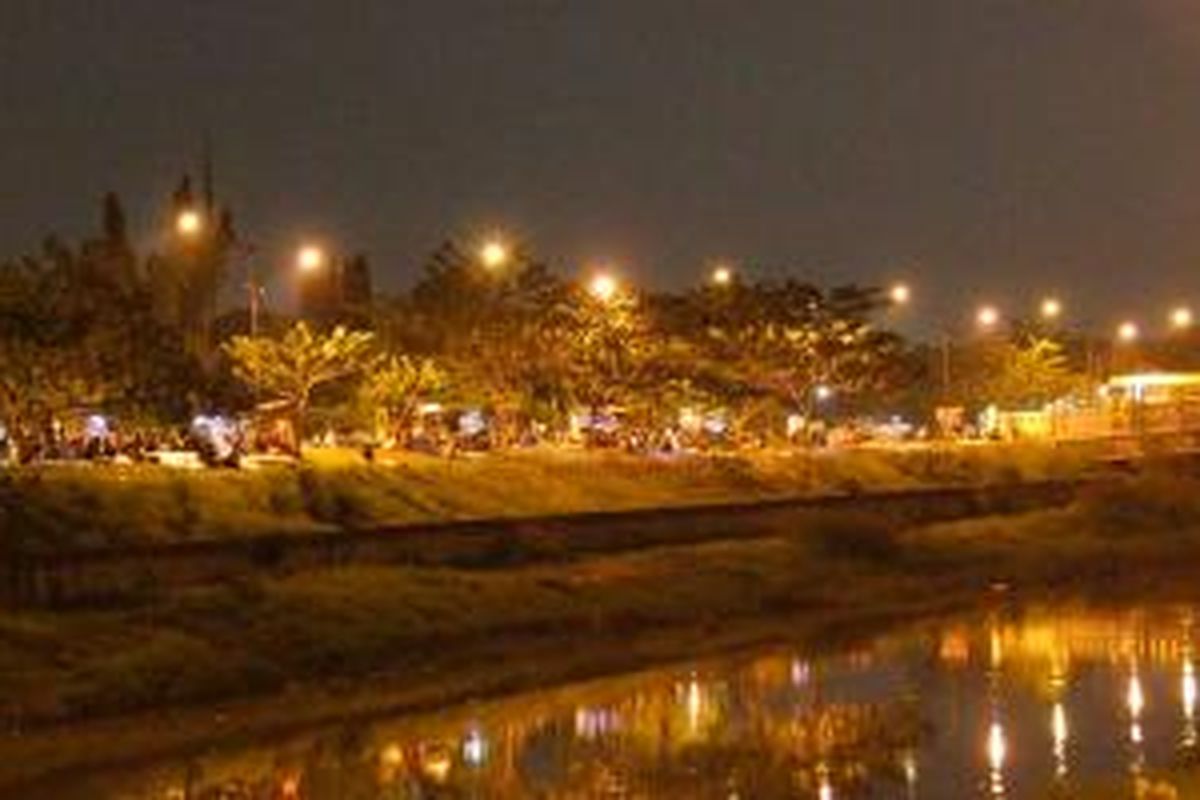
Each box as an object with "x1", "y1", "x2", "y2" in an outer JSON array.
[{"x1": 29, "y1": 604, "x2": 1200, "y2": 798}]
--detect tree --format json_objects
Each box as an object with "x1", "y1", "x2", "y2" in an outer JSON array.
[
  {"x1": 362, "y1": 355, "x2": 446, "y2": 443},
  {"x1": 980, "y1": 336, "x2": 1081, "y2": 410},
  {"x1": 661, "y1": 280, "x2": 905, "y2": 437},
  {"x1": 393, "y1": 239, "x2": 578, "y2": 438},
  {"x1": 566, "y1": 282, "x2": 657, "y2": 420},
  {"x1": 101, "y1": 191, "x2": 129, "y2": 250},
  {"x1": 223, "y1": 322, "x2": 375, "y2": 451}
]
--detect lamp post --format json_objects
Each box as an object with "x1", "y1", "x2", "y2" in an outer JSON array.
[
  {"x1": 938, "y1": 304, "x2": 1002, "y2": 401},
  {"x1": 247, "y1": 274, "x2": 265, "y2": 336}
]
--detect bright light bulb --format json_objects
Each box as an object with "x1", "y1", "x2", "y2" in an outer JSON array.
[
  {"x1": 589, "y1": 273, "x2": 618, "y2": 302},
  {"x1": 176, "y1": 209, "x2": 203, "y2": 237},
  {"x1": 298, "y1": 245, "x2": 325, "y2": 272},
  {"x1": 977, "y1": 305, "x2": 1000, "y2": 329},
  {"x1": 480, "y1": 240, "x2": 509, "y2": 269}
]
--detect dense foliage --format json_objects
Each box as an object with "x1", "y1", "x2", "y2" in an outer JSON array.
[{"x1": 0, "y1": 193, "x2": 1099, "y2": 449}]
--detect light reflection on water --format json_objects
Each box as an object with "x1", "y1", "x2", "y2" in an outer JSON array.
[{"x1": 28, "y1": 605, "x2": 1200, "y2": 798}]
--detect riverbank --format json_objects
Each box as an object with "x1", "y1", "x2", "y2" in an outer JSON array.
[
  {"x1": 2, "y1": 469, "x2": 1200, "y2": 790},
  {"x1": 0, "y1": 443, "x2": 1095, "y2": 549}
]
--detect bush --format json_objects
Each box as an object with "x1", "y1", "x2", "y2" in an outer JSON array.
[{"x1": 795, "y1": 510, "x2": 902, "y2": 563}]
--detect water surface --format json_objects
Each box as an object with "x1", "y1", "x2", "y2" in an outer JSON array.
[{"x1": 29, "y1": 604, "x2": 1200, "y2": 798}]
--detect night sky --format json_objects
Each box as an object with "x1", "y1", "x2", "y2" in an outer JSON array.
[{"x1": 4, "y1": 1, "x2": 1200, "y2": 328}]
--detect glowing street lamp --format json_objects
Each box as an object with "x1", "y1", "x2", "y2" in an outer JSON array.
[
  {"x1": 175, "y1": 209, "x2": 203, "y2": 238},
  {"x1": 1040, "y1": 297, "x2": 1062, "y2": 321},
  {"x1": 479, "y1": 240, "x2": 509, "y2": 270},
  {"x1": 890, "y1": 282, "x2": 911, "y2": 306},
  {"x1": 589, "y1": 272, "x2": 619, "y2": 303},
  {"x1": 711, "y1": 265, "x2": 734, "y2": 287},
  {"x1": 297, "y1": 244, "x2": 326, "y2": 273},
  {"x1": 1117, "y1": 321, "x2": 1140, "y2": 344},
  {"x1": 1171, "y1": 306, "x2": 1194, "y2": 331},
  {"x1": 976, "y1": 305, "x2": 1000, "y2": 331}
]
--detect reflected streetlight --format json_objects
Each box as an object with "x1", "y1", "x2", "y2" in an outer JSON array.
[
  {"x1": 297, "y1": 244, "x2": 326, "y2": 273},
  {"x1": 175, "y1": 209, "x2": 203, "y2": 238},
  {"x1": 1184, "y1": 656, "x2": 1197, "y2": 750},
  {"x1": 1052, "y1": 702, "x2": 1068, "y2": 778},
  {"x1": 987, "y1": 721, "x2": 1007, "y2": 797},
  {"x1": 1171, "y1": 306, "x2": 1194, "y2": 331}
]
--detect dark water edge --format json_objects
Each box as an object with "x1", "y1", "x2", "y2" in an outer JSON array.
[
  {"x1": 0, "y1": 597, "x2": 967, "y2": 796},
  {"x1": 18, "y1": 596, "x2": 1200, "y2": 799}
]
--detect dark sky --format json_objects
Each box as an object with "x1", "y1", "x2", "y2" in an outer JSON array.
[{"x1": 4, "y1": 1, "x2": 1200, "y2": 328}]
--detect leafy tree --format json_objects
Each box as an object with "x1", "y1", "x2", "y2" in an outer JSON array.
[
  {"x1": 979, "y1": 336, "x2": 1081, "y2": 409},
  {"x1": 565, "y1": 282, "x2": 657, "y2": 417},
  {"x1": 223, "y1": 322, "x2": 375, "y2": 450},
  {"x1": 391, "y1": 239, "x2": 578, "y2": 438},
  {"x1": 362, "y1": 355, "x2": 446, "y2": 443},
  {"x1": 662, "y1": 280, "x2": 905, "y2": 437},
  {"x1": 101, "y1": 191, "x2": 129, "y2": 251}
]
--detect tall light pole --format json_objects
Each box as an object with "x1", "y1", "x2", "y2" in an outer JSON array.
[
  {"x1": 247, "y1": 274, "x2": 265, "y2": 337},
  {"x1": 939, "y1": 304, "x2": 1002, "y2": 401}
]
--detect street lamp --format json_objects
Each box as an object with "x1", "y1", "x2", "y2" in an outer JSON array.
[
  {"x1": 589, "y1": 272, "x2": 619, "y2": 303},
  {"x1": 175, "y1": 209, "x2": 203, "y2": 238},
  {"x1": 1040, "y1": 297, "x2": 1063, "y2": 321},
  {"x1": 479, "y1": 240, "x2": 509, "y2": 270},
  {"x1": 976, "y1": 305, "x2": 1000, "y2": 331},
  {"x1": 711, "y1": 265, "x2": 734, "y2": 287},
  {"x1": 297, "y1": 244, "x2": 326, "y2": 273},
  {"x1": 1117, "y1": 321, "x2": 1140, "y2": 343},
  {"x1": 889, "y1": 282, "x2": 911, "y2": 306},
  {"x1": 1171, "y1": 306, "x2": 1194, "y2": 331}
]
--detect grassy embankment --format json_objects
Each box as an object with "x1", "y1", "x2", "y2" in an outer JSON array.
[
  {"x1": 0, "y1": 441, "x2": 1167, "y2": 789},
  {"x1": 0, "y1": 443, "x2": 1095, "y2": 549},
  {"x1": 0, "y1": 463, "x2": 1197, "y2": 723}
]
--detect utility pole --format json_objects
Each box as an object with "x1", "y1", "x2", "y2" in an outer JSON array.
[{"x1": 247, "y1": 276, "x2": 264, "y2": 336}]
